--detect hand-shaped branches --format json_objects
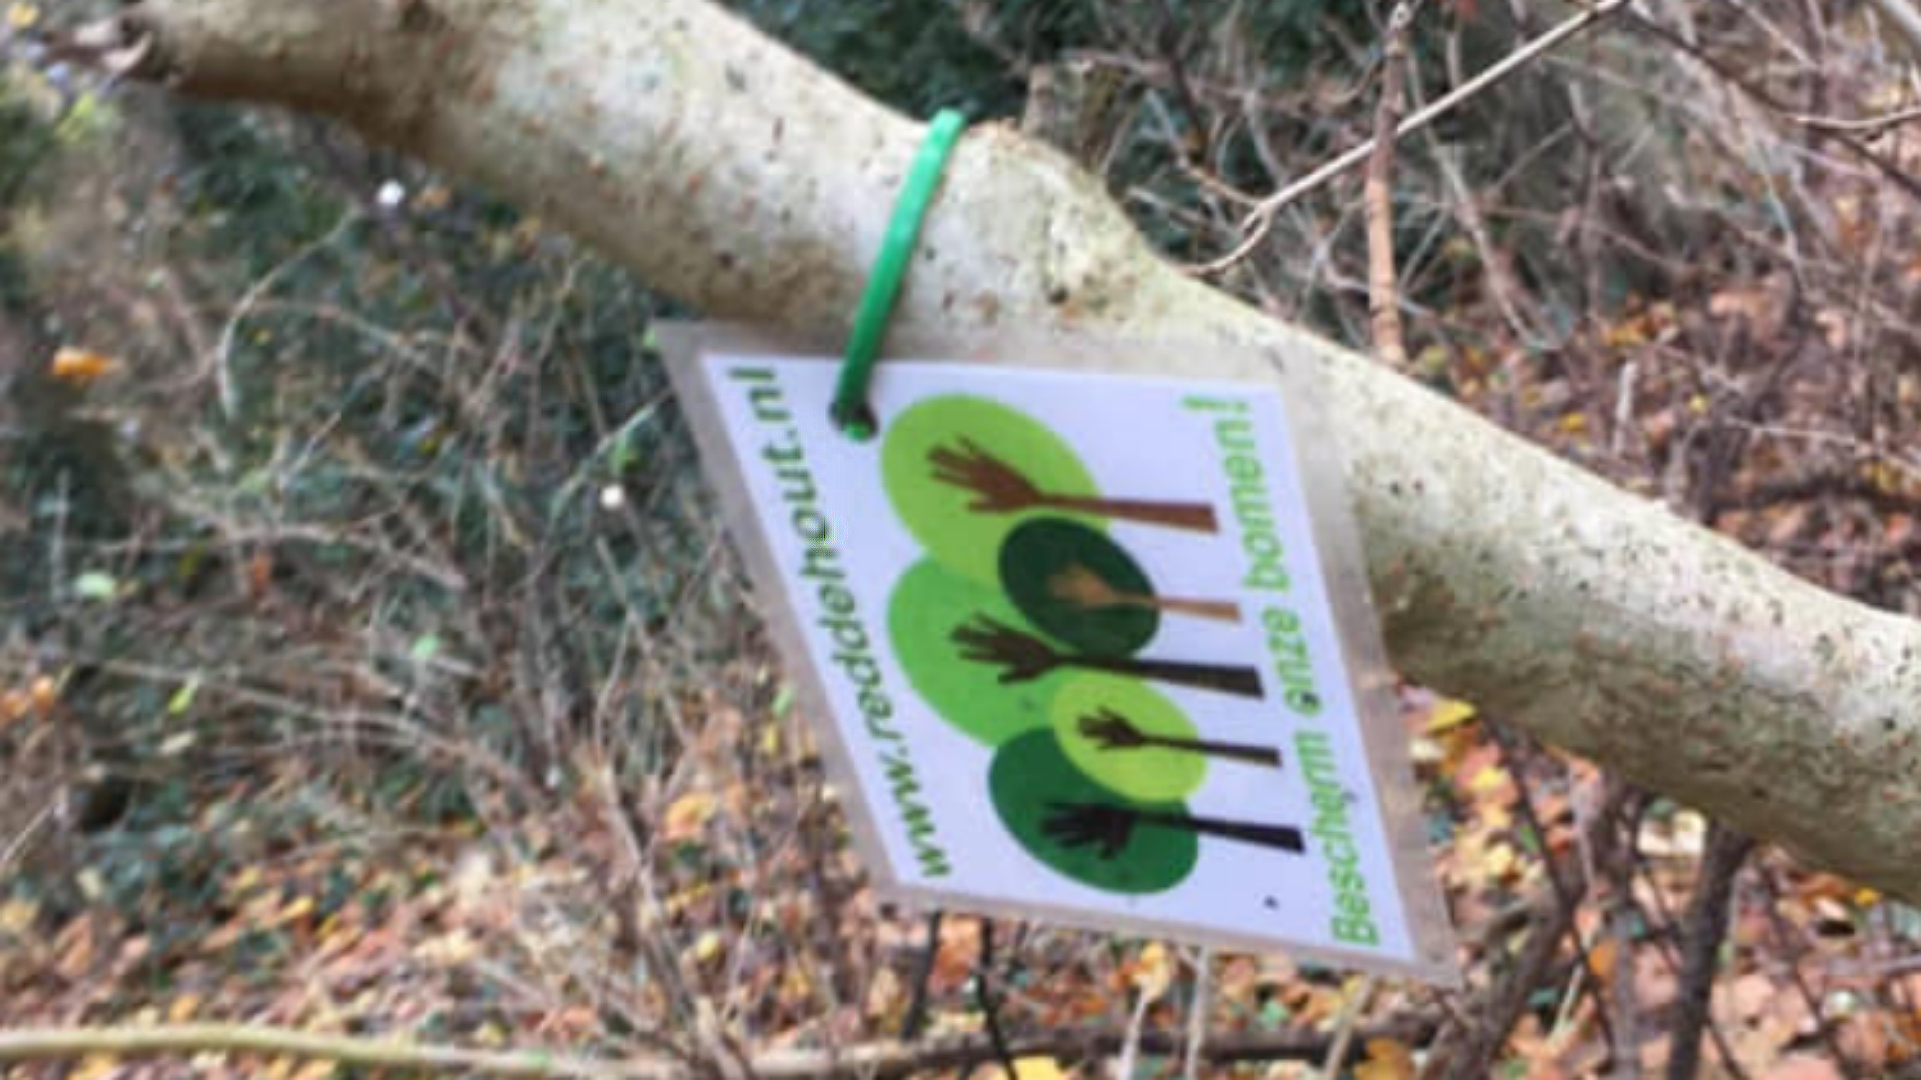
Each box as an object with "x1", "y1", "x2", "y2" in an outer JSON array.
[
  {"x1": 928, "y1": 440, "x2": 1219, "y2": 533},
  {"x1": 1078, "y1": 708, "x2": 1283, "y2": 767},
  {"x1": 951, "y1": 615, "x2": 1059, "y2": 683},
  {"x1": 1043, "y1": 802, "x2": 1307, "y2": 859},
  {"x1": 1077, "y1": 707, "x2": 1155, "y2": 749},
  {"x1": 1049, "y1": 563, "x2": 1242, "y2": 623},
  {"x1": 929, "y1": 437, "x2": 1046, "y2": 514},
  {"x1": 1041, "y1": 801, "x2": 1137, "y2": 858},
  {"x1": 951, "y1": 616, "x2": 1264, "y2": 697}
]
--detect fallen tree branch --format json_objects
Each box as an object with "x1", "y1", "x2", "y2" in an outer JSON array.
[
  {"x1": 1785, "y1": 102, "x2": 1921, "y2": 136},
  {"x1": 0, "y1": 1018, "x2": 1443, "y2": 1080},
  {"x1": 0, "y1": 1025, "x2": 671, "y2": 1080}
]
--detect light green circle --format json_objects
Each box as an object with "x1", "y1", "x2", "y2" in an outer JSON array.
[
  {"x1": 1050, "y1": 674, "x2": 1206, "y2": 802},
  {"x1": 888, "y1": 558, "x2": 1064, "y2": 746},
  {"x1": 881, "y1": 394, "x2": 1102, "y2": 585}
]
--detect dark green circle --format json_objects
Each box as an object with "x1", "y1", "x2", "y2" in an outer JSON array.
[
  {"x1": 888, "y1": 558, "x2": 1063, "y2": 747},
  {"x1": 988, "y1": 728, "x2": 1198, "y2": 895},
  {"x1": 999, "y1": 518, "x2": 1158, "y2": 656},
  {"x1": 880, "y1": 394, "x2": 1102, "y2": 586}
]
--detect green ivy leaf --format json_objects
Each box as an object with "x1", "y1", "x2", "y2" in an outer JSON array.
[
  {"x1": 168, "y1": 676, "x2": 201, "y2": 716},
  {"x1": 72, "y1": 571, "x2": 118, "y2": 601},
  {"x1": 410, "y1": 634, "x2": 443, "y2": 662}
]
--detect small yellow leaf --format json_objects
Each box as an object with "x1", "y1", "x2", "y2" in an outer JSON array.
[
  {"x1": 1467, "y1": 764, "x2": 1508, "y2": 795},
  {"x1": 272, "y1": 895, "x2": 315, "y2": 926},
  {"x1": 1557, "y1": 411, "x2": 1588, "y2": 435},
  {"x1": 1479, "y1": 842, "x2": 1518, "y2": 879},
  {"x1": 50, "y1": 347, "x2": 118, "y2": 385},
  {"x1": 662, "y1": 792, "x2": 717, "y2": 841},
  {"x1": 1424, "y1": 699, "x2": 1477, "y2": 734},
  {"x1": 1131, "y1": 941, "x2": 1173, "y2": 1003},
  {"x1": 167, "y1": 993, "x2": 202, "y2": 1022},
  {"x1": 1355, "y1": 1038, "x2": 1416, "y2": 1080},
  {"x1": 0, "y1": 898, "x2": 37, "y2": 936},
  {"x1": 1601, "y1": 321, "x2": 1648, "y2": 349},
  {"x1": 979, "y1": 1059, "x2": 1069, "y2": 1080},
  {"x1": 692, "y1": 929, "x2": 724, "y2": 964},
  {"x1": 783, "y1": 962, "x2": 813, "y2": 1001},
  {"x1": 76, "y1": 867, "x2": 106, "y2": 901},
  {"x1": 71, "y1": 1054, "x2": 119, "y2": 1080},
  {"x1": 1012, "y1": 1057, "x2": 1067, "y2": 1080},
  {"x1": 1863, "y1": 461, "x2": 1901, "y2": 496},
  {"x1": 7, "y1": 4, "x2": 39, "y2": 30},
  {"x1": 416, "y1": 928, "x2": 478, "y2": 966}
]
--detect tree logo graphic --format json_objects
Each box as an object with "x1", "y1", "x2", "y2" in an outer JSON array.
[{"x1": 883, "y1": 394, "x2": 1304, "y2": 895}]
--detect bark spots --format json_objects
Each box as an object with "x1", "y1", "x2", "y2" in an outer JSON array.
[{"x1": 394, "y1": 0, "x2": 442, "y2": 34}]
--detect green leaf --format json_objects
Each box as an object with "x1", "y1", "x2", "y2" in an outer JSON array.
[
  {"x1": 410, "y1": 634, "x2": 443, "y2": 662},
  {"x1": 72, "y1": 571, "x2": 117, "y2": 601},
  {"x1": 167, "y1": 676, "x2": 201, "y2": 716}
]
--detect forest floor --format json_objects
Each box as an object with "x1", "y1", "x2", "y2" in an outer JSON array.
[{"x1": 5, "y1": 4, "x2": 1921, "y2": 1076}]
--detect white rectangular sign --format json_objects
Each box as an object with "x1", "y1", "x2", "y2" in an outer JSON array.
[{"x1": 665, "y1": 326, "x2": 1455, "y2": 982}]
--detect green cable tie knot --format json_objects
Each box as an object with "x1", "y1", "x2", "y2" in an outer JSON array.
[{"x1": 831, "y1": 108, "x2": 968, "y2": 441}]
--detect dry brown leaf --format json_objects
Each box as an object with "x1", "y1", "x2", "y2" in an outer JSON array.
[
  {"x1": 1354, "y1": 1038, "x2": 1416, "y2": 1080},
  {"x1": 1763, "y1": 1054, "x2": 1845, "y2": 1080}
]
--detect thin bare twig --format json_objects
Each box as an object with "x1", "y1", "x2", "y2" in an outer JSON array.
[
  {"x1": 1621, "y1": 12, "x2": 1921, "y2": 206},
  {"x1": 212, "y1": 210, "x2": 360, "y2": 419},
  {"x1": 1318, "y1": 976, "x2": 1379, "y2": 1080},
  {"x1": 1365, "y1": 1, "x2": 1418, "y2": 370},
  {"x1": 1423, "y1": 783, "x2": 1634, "y2": 1080},
  {"x1": 0, "y1": 1018, "x2": 1448, "y2": 1080},
  {"x1": 1665, "y1": 824, "x2": 1756, "y2": 1080},
  {"x1": 1863, "y1": 0, "x2": 1921, "y2": 58},
  {"x1": 1192, "y1": 0, "x2": 1632, "y2": 275},
  {"x1": 1182, "y1": 948, "x2": 1212, "y2": 1080},
  {"x1": 1785, "y1": 103, "x2": 1921, "y2": 134}
]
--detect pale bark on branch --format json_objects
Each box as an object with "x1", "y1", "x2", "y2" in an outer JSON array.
[
  {"x1": 0, "y1": 1019, "x2": 1433, "y2": 1078},
  {"x1": 73, "y1": 0, "x2": 1921, "y2": 899}
]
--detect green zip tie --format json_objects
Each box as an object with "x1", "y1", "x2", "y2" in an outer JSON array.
[{"x1": 831, "y1": 108, "x2": 968, "y2": 441}]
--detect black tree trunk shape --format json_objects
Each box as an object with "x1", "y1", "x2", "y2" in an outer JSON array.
[
  {"x1": 1043, "y1": 802, "x2": 1307, "y2": 858},
  {"x1": 1080, "y1": 708, "x2": 1282, "y2": 767},
  {"x1": 953, "y1": 616, "x2": 1263, "y2": 698}
]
